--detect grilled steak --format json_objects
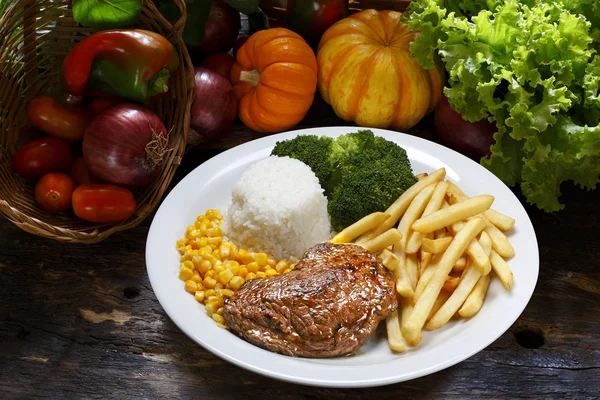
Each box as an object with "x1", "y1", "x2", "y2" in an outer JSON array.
[{"x1": 223, "y1": 242, "x2": 397, "y2": 358}]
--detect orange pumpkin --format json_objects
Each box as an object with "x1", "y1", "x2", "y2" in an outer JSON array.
[
  {"x1": 317, "y1": 9, "x2": 445, "y2": 131},
  {"x1": 230, "y1": 28, "x2": 318, "y2": 133}
]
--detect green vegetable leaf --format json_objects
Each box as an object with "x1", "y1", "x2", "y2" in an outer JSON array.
[
  {"x1": 72, "y1": 0, "x2": 143, "y2": 29},
  {"x1": 404, "y1": 0, "x2": 600, "y2": 211}
]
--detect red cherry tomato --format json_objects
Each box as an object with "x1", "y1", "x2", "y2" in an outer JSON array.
[
  {"x1": 27, "y1": 96, "x2": 92, "y2": 141},
  {"x1": 72, "y1": 184, "x2": 137, "y2": 224},
  {"x1": 13, "y1": 137, "x2": 74, "y2": 179},
  {"x1": 201, "y1": 53, "x2": 235, "y2": 80},
  {"x1": 69, "y1": 158, "x2": 103, "y2": 186},
  {"x1": 88, "y1": 96, "x2": 123, "y2": 115},
  {"x1": 35, "y1": 173, "x2": 75, "y2": 213}
]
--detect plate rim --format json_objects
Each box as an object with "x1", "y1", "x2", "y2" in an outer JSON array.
[{"x1": 146, "y1": 126, "x2": 539, "y2": 388}]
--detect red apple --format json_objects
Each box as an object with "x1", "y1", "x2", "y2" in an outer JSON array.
[
  {"x1": 188, "y1": 67, "x2": 238, "y2": 147},
  {"x1": 434, "y1": 96, "x2": 496, "y2": 160},
  {"x1": 201, "y1": 53, "x2": 235, "y2": 80}
]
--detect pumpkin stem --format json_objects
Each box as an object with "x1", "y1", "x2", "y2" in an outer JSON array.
[{"x1": 240, "y1": 69, "x2": 261, "y2": 87}]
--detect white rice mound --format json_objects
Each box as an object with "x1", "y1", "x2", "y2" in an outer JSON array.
[{"x1": 222, "y1": 156, "x2": 333, "y2": 260}]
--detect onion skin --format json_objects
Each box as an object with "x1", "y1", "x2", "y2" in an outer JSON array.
[
  {"x1": 188, "y1": 67, "x2": 237, "y2": 147},
  {"x1": 82, "y1": 103, "x2": 169, "y2": 187},
  {"x1": 434, "y1": 96, "x2": 496, "y2": 160}
]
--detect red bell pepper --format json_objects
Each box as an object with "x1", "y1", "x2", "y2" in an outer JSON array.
[{"x1": 62, "y1": 30, "x2": 179, "y2": 105}]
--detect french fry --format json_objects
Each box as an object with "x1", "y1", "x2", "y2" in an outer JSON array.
[
  {"x1": 483, "y1": 209, "x2": 515, "y2": 232},
  {"x1": 416, "y1": 173, "x2": 428, "y2": 180},
  {"x1": 490, "y1": 249, "x2": 514, "y2": 290},
  {"x1": 484, "y1": 218, "x2": 515, "y2": 258},
  {"x1": 403, "y1": 217, "x2": 486, "y2": 345},
  {"x1": 435, "y1": 228, "x2": 449, "y2": 238},
  {"x1": 361, "y1": 228, "x2": 403, "y2": 253},
  {"x1": 426, "y1": 290, "x2": 451, "y2": 324},
  {"x1": 378, "y1": 249, "x2": 398, "y2": 271},
  {"x1": 406, "y1": 253, "x2": 419, "y2": 291},
  {"x1": 420, "y1": 249, "x2": 432, "y2": 274},
  {"x1": 459, "y1": 273, "x2": 491, "y2": 318},
  {"x1": 400, "y1": 297, "x2": 419, "y2": 346},
  {"x1": 393, "y1": 257, "x2": 414, "y2": 297},
  {"x1": 405, "y1": 182, "x2": 449, "y2": 254},
  {"x1": 413, "y1": 254, "x2": 440, "y2": 303},
  {"x1": 426, "y1": 263, "x2": 482, "y2": 330},
  {"x1": 330, "y1": 212, "x2": 390, "y2": 244},
  {"x1": 385, "y1": 310, "x2": 406, "y2": 353},
  {"x1": 479, "y1": 231, "x2": 492, "y2": 256},
  {"x1": 450, "y1": 221, "x2": 491, "y2": 275},
  {"x1": 412, "y1": 195, "x2": 494, "y2": 234},
  {"x1": 355, "y1": 168, "x2": 446, "y2": 243},
  {"x1": 422, "y1": 237, "x2": 453, "y2": 253},
  {"x1": 454, "y1": 255, "x2": 467, "y2": 270},
  {"x1": 448, "y1": 181, "x2": 516, "y2": 232},
  {"x1": 442, "y1": 276, "x2": 460, "y2": 292},
  {"x1": 465, "y1": 239, "x2": 491, "y2": 275}
]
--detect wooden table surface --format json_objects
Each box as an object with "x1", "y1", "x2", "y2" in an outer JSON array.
[{"x1": 1, "y1": 97, "x2": 599, "y2": 399}]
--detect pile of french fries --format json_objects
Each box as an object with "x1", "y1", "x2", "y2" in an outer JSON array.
[{"x1": 330, "y1": 168, "x2": 516, "y2": 352}]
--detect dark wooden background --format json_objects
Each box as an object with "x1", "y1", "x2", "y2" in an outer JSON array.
[{"x1": 1, "y1": 94, "x2": 599, "y2": 399}]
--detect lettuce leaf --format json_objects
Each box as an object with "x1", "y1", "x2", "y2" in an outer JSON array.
[{"x1": 404, "y1": 0, "x2": 600, "y2": 211}]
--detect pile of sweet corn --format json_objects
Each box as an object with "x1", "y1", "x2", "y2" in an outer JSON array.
[{"x1": 176, "y1": 209, "x2": 295, "y2": 328}]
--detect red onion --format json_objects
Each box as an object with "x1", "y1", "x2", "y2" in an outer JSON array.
[
  {"x1": 83, "y1": 103, "x2": 169, "y2": 187},
  {"x1": 188, "y1": 67, "x2": 237, "y2": 148}
]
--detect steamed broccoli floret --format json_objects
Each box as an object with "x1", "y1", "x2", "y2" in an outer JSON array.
[
  {"x1": 270, "y1": 130, "x2": 417, "y2": 232},
  {"x1": 327, "y1": 134, "x2": 417, "y2": 232},
  {"x1": 271, "y1": 135, "x2": 334, "y2": 190}
]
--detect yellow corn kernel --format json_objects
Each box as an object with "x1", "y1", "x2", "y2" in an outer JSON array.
[
  {"x1": 224, "y1": 260, "x2": 240, "y2": 273},
  {"x1": 191, "y1": 274, "x2": 203, "y2": 285},
  {"x1": 256, "y1": 271, "x2": 266, "y2": 279},
  {"x1": 184, "y1": 280, "x2": 198, "y2": 293},
  {"x1": 247, "y1": 262, "x2": 259, "y2": 273},
  {"x1": 218, "y1": 269, "x2": 234, "y2": 286},
  {"x1": 255, "y1": 253, "x2": 268, "y2": 267},
  {"x1": 229, "y1": 276, "x2": 245, "y2": 290},
  {"x1": 182, "y1": 260, "x2": 194, "y2": 270},
  {"x1": 214, "y1": 263, "x2": 225, "y2": 274},
  {"x1": 194, "y1": 291, "x2": 205, "y2": 303},
  {"x1": 237, "y1": 267, "x2": 248, "y2": 277},
  {"x1": 197, "y1": 237, "x2": 208, "y2": 247},
  {"x1": 179, "y1": 267, "x2": 194, "y2": 281},
  {"x1": 230, "y1": 244, "x2": 239, "y2": 260},
  {"x1": 237, "y1": 249, "x2": 254, "y2": 264},
  {"x1": 202, "y1": 254, "x2": 217, "y2": 265},
  {"x1": 266, "y1": 269, "x2": 278, "y2": 277},
  {"x1": 275, "y1": 260, "x2": 287, "y2": 273},
  {"x1": 212, "y1": 314, "x2": 225, "y2": 324},
  {"x1": 207, "y1": 226, "x2": 223, "y2": 237},
  {"x1": 219, "y1": 243, "x2": 231, "y2": 258},
  {"x1": 203, "y1": 276, "x2": 217, "y2": 289},
  {"x1": 215, "y1": 283, "x2": 224, "y2": 291},
  {"x1": 283, "y1": 268, "x2": 292, "y2": 274},
  {"x1": 205, "y1": 269, "x2": 216, "y2": 278},
  {"x1": 246, "y1": 272, "x2": 256, "y2": 280},
  {"x1": 207, "y1": 236, "x2": 222, "y2": 247},
  {"x1": 216, "y1": 307, "x2": 224, "y2": 316},
  {"x1": 267, "y1": 257, "x2": 276, "y2": 267},
  {"x1": 192, "y1": 255, "x2": 202, "y2": 266},
  {"x1": 262, "y1": 265, "x2": 272, "y2": 272},
  {"x1": 197, "y1": 259, "x2": 212, "y2": 274},
  {"x1": 219, "y1": 289, "x2": 234, "y2": 297},
  {"x1": 206, "y1": 209, "x2": 219, "y2": 219},
  {"x1": 207, "y1": 296, "x2": 219, "y2": 304},
  {"x1": 205, "y1": 302, "x2": 217, "y2": 316},
  {"x1": 205, "y1": 289, "x2": 217, "y2": 298}
]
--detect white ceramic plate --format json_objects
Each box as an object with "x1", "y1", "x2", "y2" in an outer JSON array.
[{"x1": 146, "y1": 127, "x2": 539, "y2": 388}]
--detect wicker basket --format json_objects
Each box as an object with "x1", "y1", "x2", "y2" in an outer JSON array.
[{"x1": 0, "y1": 0, "x2": 195, "y2": 243}]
